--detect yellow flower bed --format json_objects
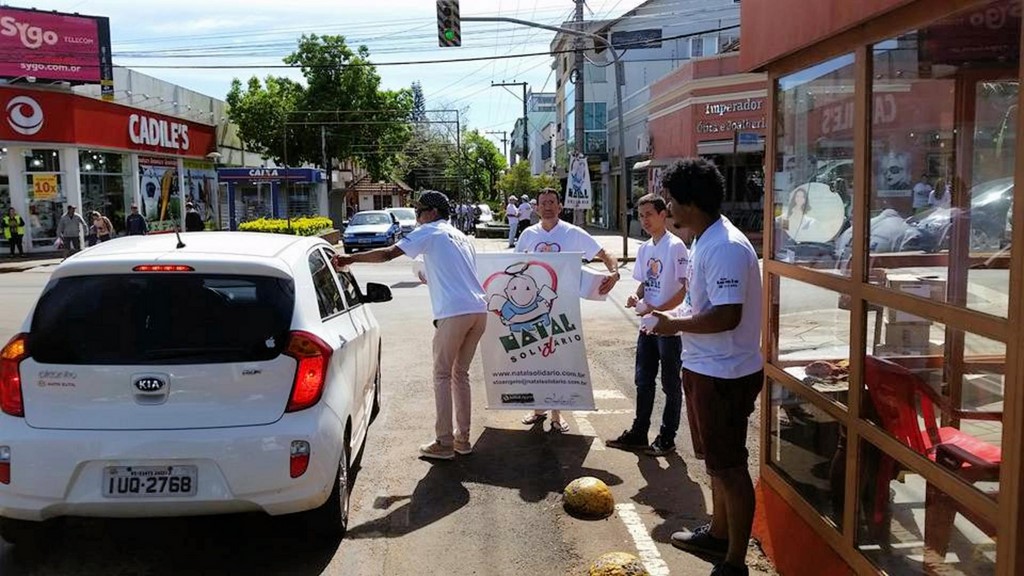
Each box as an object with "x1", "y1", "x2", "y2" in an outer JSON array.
[{"x1": 239, "y1": 216, "x2": 334, "y2": 237}]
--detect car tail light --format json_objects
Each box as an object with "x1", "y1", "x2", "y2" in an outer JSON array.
[
  {"x1": 133, "y1": 265, "x2": 195, "y2": 272},
  {"x1": 0, "y1": 334, "x2": 28, "y2": 417},
  {"x1": 0, "y1": 446, "x2": 9, "y2": 484},
  {"x1": 284, "y1": 331, "x2": 332, "y2": 412},
  {"x1": 290, "y1": 441, "x2": 310, "y2": 478}
]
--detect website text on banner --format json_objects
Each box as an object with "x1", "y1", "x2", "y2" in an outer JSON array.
[{"x1": 476, "y1": 252, "x2": 595, "y2": 411}]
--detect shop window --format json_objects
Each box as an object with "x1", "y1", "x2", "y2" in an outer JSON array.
[
  {"x1": 865, "y1": 2, "x2": 1018, "y2": 319},
  {"x1": 24, "y1": 149, "x2": 63, "y2": 249},
  {"x1": 856, "y1": 438, "x2": 996, "y2": 575},
  {"x1": 79, "y1": 150, "x2": 129, "y2": 235},
  {"x1": 768, "y1": 379, "x2": 845, "y2": 530},
  {"x1": 772, "y1": 54, "x2": 856, "y2": 275},
  {"x1": 861, "y1": 312, "x2": 1004, "y2": 506},
  {"x1": 770, "y1": 276, "x2": 852, "y2": 407}
]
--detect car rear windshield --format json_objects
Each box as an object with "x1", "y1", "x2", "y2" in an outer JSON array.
[
  {"x1": 29, "y1": 274, "x2": 295, "y2": 365},
  {"x1": 350, "y1": 213, "x2": 391, "y2": 226}
]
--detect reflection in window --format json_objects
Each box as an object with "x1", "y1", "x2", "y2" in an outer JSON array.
[
  {"x1": 768, "y1": 379, "x2": 845, "y2": 530},
  {"x1": 864, "y1": 314, "x2": 1004, "y2": 504},
  {"x1": 771, "y1": 276, "x2": 851, "y2": 406},
  {"x1": 865, "y1": 1, "x2": 1018, "y2": 318},
  {"x1": 857, "y1": 440, "x2": 996, "y2": 575},
  {"x1": 773, "y1": 54, "x2": 856, "y2": 273}
]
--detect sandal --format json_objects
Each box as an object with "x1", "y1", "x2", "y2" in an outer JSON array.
[
  {"x1": 521, "y1": 412, "x2": 547, "y2": 425},
  {"x1": 550, "y1": 419, "x2": 570, "y2": 433}
]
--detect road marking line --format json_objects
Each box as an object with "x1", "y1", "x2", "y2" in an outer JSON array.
[
  {"x1": 616, "y1": 503, "x2": 670, "y2": 576},
  {"x1": 593, "y1": 389, "x2": 628, "y2": 400},
  {"x1": 573, "y1": 412, "x2": 605, "y2": 451},
  {"x1": 590, "y1": 408, "x2": 634, "y2": 415}
]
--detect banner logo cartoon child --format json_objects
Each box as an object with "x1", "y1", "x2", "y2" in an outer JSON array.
[
  {"x1": 475, "y1": 252, "x2": 594, "y2": 411},
  {"x1": 484, "y1": 260, "x2": 581, "y2": 361}
]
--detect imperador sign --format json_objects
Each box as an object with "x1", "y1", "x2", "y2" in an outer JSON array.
[
  {"x1": 476, "y1": 253, "x2": 595, "y2": 411},
  {"x1": 696, "y1": 97, "x2": 767, "y2": 135}
]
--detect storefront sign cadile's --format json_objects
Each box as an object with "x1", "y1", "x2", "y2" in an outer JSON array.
[
  {"x1": 696, "y1": 97, "x2": 767, "y2": 135},
  {"x1": 128, "y1": 114, "x2": 191, "y2": 152}
]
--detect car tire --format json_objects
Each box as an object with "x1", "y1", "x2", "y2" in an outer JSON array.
[
  {"x1": 299, "y1": 443, "x2": 350, "y2": 540},
  {"x1": 0, "y1": 517, "x2": 48, "y2": 546}
]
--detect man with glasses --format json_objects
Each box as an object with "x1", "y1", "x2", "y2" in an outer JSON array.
[
  {"x1": 126, "y1": 204, "x2": 149, "y2": 236},
  {"x1": 333, "y1": 191, "x2": 488, "y2": 461}
]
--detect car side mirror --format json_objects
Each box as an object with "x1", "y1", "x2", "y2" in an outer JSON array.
[{"x1": 365, "y1": 282, "x2": 392, "y2": 303}]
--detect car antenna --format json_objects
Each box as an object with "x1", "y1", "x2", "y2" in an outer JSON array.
[{"x1": 172, "y1": 205, "x2": 186, "y2": 249}]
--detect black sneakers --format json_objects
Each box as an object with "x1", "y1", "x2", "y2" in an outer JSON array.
[
  {"x1": 606, "y1": 429, "x2": 648, "y2": 451},
  {"x1": 670, "y1": 523, "x2": 728, "y2": 560},
  {"x1": 645, "y1": 435, "x2": 676, "y2": 456},
  {"x1": 710, "y1": 563, "x2": 749, "y2": 576}
]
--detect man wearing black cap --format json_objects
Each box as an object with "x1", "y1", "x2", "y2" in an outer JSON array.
[{"x1": 333, "y1": 190, "x2": 488, "y2": 461}]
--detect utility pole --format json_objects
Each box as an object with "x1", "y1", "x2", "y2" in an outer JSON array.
[
  {"x1": 491, "y1": 81, "x2": 528, "y2": 167},
  {"x1": 573, "y1": 0, "x2": 586, "y2": 226},
  {"x1": 486, "y1": 130, "x2": 509, "y2": 166}
]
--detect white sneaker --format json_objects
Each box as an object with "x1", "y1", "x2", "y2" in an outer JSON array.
[
  {"x1": 453, "y1": 438, "x2": 473, "y2": 455},
  {"x1": 419, "y1": 441, "x2": 454, "y2": 460}
]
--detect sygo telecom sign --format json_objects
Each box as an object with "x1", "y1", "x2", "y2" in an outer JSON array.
[{"x1": 0, "y1": 7, "x2": 112, "y2": 87}]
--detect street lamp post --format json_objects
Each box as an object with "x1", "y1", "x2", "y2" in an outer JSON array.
[{"x1": 462, "y1": 16, "x2": 631, "y2": 261}]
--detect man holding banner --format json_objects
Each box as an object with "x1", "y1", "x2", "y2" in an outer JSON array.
[
  {"x1": 514, "y1": 188, "x2": 620, "y2": 432},
  {"x1": 333, "y1": 191, "x2": 488, "y2": 461}
]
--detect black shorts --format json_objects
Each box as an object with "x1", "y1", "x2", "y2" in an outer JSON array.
[{"x1": 683, "y1": 368, "x2": 763, "y2": 475}]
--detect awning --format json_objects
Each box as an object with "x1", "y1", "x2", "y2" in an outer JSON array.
[
  {"x1": 631, "y1": 158, "x2": 682, "y2": 172},
  {"x1": 632, "y1": 160, "x2": 651, "y2": 171},
  {"x1": 696, "y1": 138, "x2": 766, "y2": 155}
]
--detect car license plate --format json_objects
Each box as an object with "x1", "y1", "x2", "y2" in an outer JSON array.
[{"x1": 102, "y1": 465, "x2": 197, "y2": 498}]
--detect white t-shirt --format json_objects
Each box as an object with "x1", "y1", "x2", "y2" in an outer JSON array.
[
  {"x1": 518, "y1": 201, "x2": 533, "y2": 222},
  {"x1": 397, "y1": 220, "x2": 487, "y2": 320},
  {"x1": 633, "y1": 232, "x2": 689, "y2": 310},
  {"x1": 679, "y1": 216, "x2": 763, "y2": 379},
  {"x1": 515, "y1": 219, "x2": 603, "y2": 260},
  {"x1": 506, "y1": 202, "x2": 519, "y2": 222}
]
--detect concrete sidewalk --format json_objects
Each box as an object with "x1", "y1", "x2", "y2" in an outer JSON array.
[{"x1": 0, "y1": 254, "x2": 62, "y2": 274}]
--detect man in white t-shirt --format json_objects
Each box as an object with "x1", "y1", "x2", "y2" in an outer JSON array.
[
  {"x1": 506, "y1": 196, "x2": 520, "y2": 248},
  {"x1": 649, "y1": 158, "x2": 763, "y2": 576},
  {"x1": 333, "y1": 190, "x2": 488, "y2": 461},
  {"x1": 606, "y1": 193, "x2": 689, "y2": 457},
  {"x1": 516, "y1": 187, "x2": 621, "y2": 432},
  {"x1": 517, "y1": 194, "x2": 533, "y2": 238}
]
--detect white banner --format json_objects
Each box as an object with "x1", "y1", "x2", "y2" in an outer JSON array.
[
  {"x1": 476, "y1": 252, "x2": 595, "y2": 411},
  {"x1": 565, "y1": 153, "x2": 593, "y2": 209}
]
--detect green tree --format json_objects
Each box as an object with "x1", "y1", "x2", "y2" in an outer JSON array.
[
  {"x1": 497, "y1": 161, "x2": 558, "y2": 199},
  {"x1": 459, "y1": 130, "x2": 507, "y2": 202},
  {"x1": 410, "y1": 81, "x2": 427, "y2": 124},
  {"x1": 226, "y1": 35, "x2": 412, "y2": 179}
]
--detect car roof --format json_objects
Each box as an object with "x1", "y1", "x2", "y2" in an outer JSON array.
[
  {"x1": 52, "y1": 232, "x2": 325, "y2": 279},
  {"x1": 354, "y1": 210, "x2": 391, "y2": 216}
]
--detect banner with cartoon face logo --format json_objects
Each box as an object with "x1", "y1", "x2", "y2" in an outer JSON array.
[{"x1": 476, "y1": 252, "x2": 595, "y2": 411}]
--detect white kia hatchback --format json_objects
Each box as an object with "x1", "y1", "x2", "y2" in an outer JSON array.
[{"x1": 0, "y1": 232, "x2": 389, "y2": 544}]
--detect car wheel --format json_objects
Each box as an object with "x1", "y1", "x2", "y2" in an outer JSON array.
[
  {"x1": 0, "y1": 517, "x2": 48, "y2": 546},
  {"x1": 299, "y1": 442, "x2": 350, "y2": 539},
  {"x1": 370, "y1": 351, "x2": 382, "y2": 423}
]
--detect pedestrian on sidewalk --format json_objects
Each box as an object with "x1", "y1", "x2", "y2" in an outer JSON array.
[
  {"x1": 516, "y1": 194, "x2": 533, "y2": 238},
  {"x1": 649, "y1": 158, "x2": 763, "y2": 576},
  {"x1": 57, "y1": 205, "x2": 88, "y2": 257},
  {"x1": 516, "y1": 187, "x2": 620, "y2": 433},
  {"x1": 505, "y1": 196, "x2": 519, "y2": 248},
  {"x1": 185, "y1": 202, "x2": 204, "y2": 232},
  {"x1": 332, "y1": 190, "x2": 488, "y2": 461},
  {"x1": 91, "y1": 211, "x2": 114, "y2": 243},
  {"x1": 606, "y1": 193, "x2": 689, "y2": 456},
  {"x1": 126, "y1": 204, "x2": 149, "y2": 236},
  {"x1": 3, "y1": 207, "x2": 25, "y2": 257}
]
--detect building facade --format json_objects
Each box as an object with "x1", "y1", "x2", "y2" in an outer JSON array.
[{"x1": 744, "y1": 0, "x2": 1022, "y2": 574}]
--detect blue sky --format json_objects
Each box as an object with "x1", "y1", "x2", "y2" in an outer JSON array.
[{"x1": 10, "y1": 0, "x2": 646, "y2": 152}]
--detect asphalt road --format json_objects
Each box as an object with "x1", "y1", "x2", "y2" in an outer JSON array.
[{"x1": 0, "y1": 259, "x2": 775, "y2": 576}]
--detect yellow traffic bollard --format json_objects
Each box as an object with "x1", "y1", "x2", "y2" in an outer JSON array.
[
  {"x1": 588, "y1": 552, "x2": 649, "y2": 576},
  {"x1": 563, "y1": 476, "x2": 615, "y2": 519}
]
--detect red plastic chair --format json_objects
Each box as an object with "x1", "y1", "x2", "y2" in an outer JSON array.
[{"x1": 863, "y1": 356, "x2": 1001, "y2": 557}]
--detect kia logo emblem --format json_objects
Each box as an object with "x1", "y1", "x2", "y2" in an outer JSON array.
[
  {"x1": 7, "y1": 96, "x2": 43, "y2": 136},
  {"x1": 134, "y1": 377, "x2": 166, "y2": 393}
]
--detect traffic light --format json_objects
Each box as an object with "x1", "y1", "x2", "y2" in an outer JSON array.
[{"x1": 437, "y1": 0, "x2": 461, "y2": 47}]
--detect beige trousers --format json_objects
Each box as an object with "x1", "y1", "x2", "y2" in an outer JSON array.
[{"x1": 432, "y1": 313, "x2": 488, "y2": 445}]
